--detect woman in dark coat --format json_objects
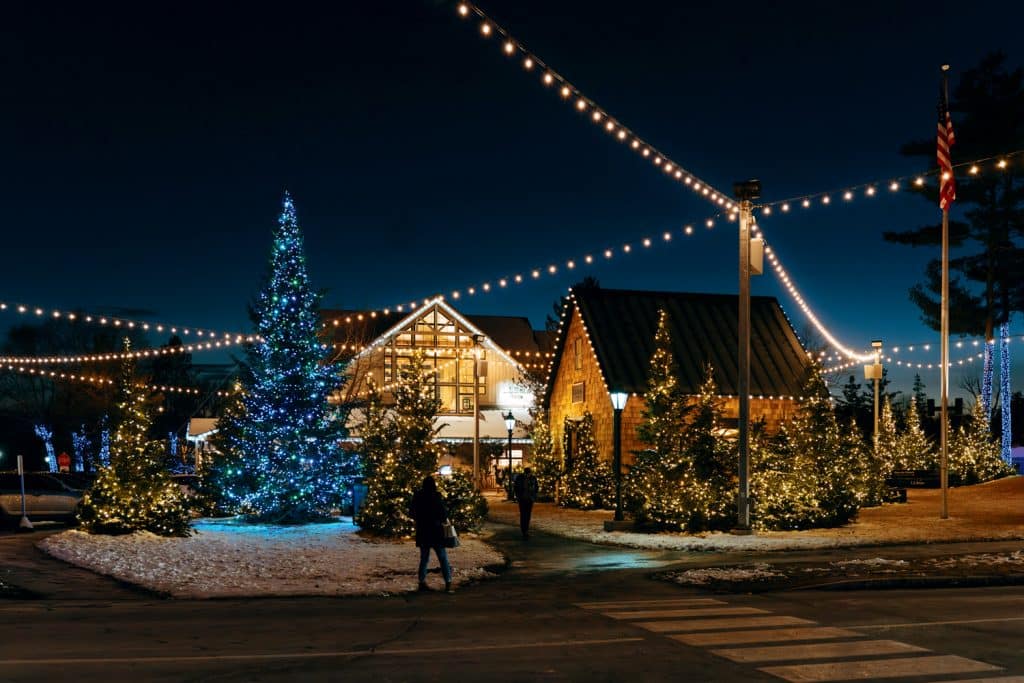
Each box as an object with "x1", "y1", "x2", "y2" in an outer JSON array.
[{"x1": 410, "y1": 476, "x2": 453, "y2": 592}]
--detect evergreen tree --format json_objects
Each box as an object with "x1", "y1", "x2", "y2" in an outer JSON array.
[
  {"x1": 356, "y1": 353, "x2": 486, "y2": 535},
  {"x1": 836, "y1": 374, "x2": 868, "y2": 432},
  {"x1": 949, "y1": 400, "x2": 1015, "y2": 484},
  {"x1": 204, "y1": 382, "x2": 259, "y2": 513},
  {"x1": 560, "y1": 412, "x2": 615, "y2": 510},
  {"x1": 683, "y1": 366, "x2": 736, "y2": 530},
  {"x1": 636, "y1": 309, "x2": 690, "y2": 457},
  {"x1": 875, "y1": 398, "x2": 900, "y2": 475},
  {"x1": 528, "y1": 409, "x2": 560, "y2": 501},
  {"x1": 893, "y1": 398, "x2": 933, "y2": 470},
  {"x1": 790, "y1": 365, "x2": 863, "y2": 527},
  {"x1": 77, "y1": 340, "x2": 192, "y2": 536},
  {"x1": 219, "y1": 193, "x2": 355, "y2": 522}
]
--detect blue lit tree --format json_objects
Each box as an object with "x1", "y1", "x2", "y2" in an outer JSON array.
[{"x1": 218, "y1": 193, "x2": 356, "y2": 522}]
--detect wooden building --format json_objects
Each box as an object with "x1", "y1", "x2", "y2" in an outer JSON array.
[
  {"x1": 544, "y1": 288, "x2": 811, "y2": 468},
  {"x1": 322, "y1": 297, "x2": 553, "y2": 476}
]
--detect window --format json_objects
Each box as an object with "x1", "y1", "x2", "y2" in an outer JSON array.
[
  {"x1": 573, "y1": 338, "x2": 582, "y2": 370},
  {"x1": 571, "y1": 381, "x2": 585, "y2": 403}
]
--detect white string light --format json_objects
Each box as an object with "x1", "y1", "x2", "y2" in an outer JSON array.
[
  {"x1": 0, "y1": 300, "x2": 248, "y2": 340},
  {"x1": 752, "y1": 150, "x2": 1023, "y2": 217},
  {"x1": 0, "y1": 365, "x2": 233, "y2": 397},
  {"x1": 0, "y1": 336, "x2": 255, "y2": 366},
  {"x1": 452, "y1": 2, "x2": 734, "y2": 211}
]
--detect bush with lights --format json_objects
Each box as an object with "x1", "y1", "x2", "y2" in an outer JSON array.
[
  {"x1": 214, "y1": 194, "x2": 356, "y2": 522},
  {"x1": 356, "y1": 354, "x2": 487, "y2": 536},
  {"x1": 560, "y1": 412, "x2": 615, "y2": 510},
  {"x1": 77, "y1": 341, "x2": 192, "y2": 537},
  {"x1": 949, "y1": 400, "x2": 1015, "y2": 485}
]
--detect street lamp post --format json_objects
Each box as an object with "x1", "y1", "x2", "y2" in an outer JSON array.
[
  {"x1": 734, "y1": 179, "x2": 761, "y2": 533},
  {"x1": 504, "y1": 410, "x2": 516, "y2": 501},
  {"x1": 864, "y1": 339, "x2": 883, "y2": 451},
  {"x1": 610, "y1": 391, "x2": 628, "y2": 522}
]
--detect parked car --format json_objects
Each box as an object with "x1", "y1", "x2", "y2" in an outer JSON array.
[{"x1": 0, "y1": 472, "x2": 83, "y2": 527}]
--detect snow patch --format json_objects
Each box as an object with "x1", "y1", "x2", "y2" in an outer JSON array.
[
  {"x1": 38, "y1": 518, "x2": 504, "y2": 598},
  {"x1": 832, "y1": 558, "x2": 909, "y2": 568},
  {"x1": 665, "y1": 564, "x2": 784, "y2": 585}
]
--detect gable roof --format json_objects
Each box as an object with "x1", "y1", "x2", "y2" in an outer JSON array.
[
  {"x1": 547, "y1": 288, "x2": 810, "y2": 400},
  {"x1": 321, "y1": 302, "x2": 549, "y2": 360}
]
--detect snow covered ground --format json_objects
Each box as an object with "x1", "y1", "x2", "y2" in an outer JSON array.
[
  {"x1": 487, "y1": 476, "x2": 1024, "y2": 552},
  {"x1": 38, "y1": 518, "x2": 505, "y2": 598}
]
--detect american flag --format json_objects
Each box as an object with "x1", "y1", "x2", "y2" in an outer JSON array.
[{"x1": 937, "y1": 83, "x2": 956, "y2": 210}]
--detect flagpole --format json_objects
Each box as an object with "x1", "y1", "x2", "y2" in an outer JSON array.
[{"x1": 939, "y1": 63, "x2": 951, "y2": 520}]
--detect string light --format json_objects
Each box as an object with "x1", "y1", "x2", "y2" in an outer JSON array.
[
  {"x1": 0, "y1": 299, "x2": 247, "y2": 339},
  {"x1": 452, "y1": 1, "x2": 733, "y2": 211},
  {"x1": 0, "y1": 336, "x2": 254, "y2": 366},
  {"x1": 755, "y1": 150, "x2": 1023, "y2": 214},
  {"x1": 1, "y1": 365, "x2": 232, "y2": 397}
]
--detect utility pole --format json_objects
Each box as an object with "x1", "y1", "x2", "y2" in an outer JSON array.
[
  {"x1": 472, "y1": 334, "x2": 483, "y2": 490},
  {"x1": 734, "y1": 179, "x2": 760, "y2": 533}
]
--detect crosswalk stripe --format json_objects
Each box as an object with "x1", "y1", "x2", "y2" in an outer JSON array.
[
  {"x1": 575, "y1": 598, "x2": 724, "y2": 610},
  {"x1": 760, "y1": 654, "x2": 1002, "y2": 682},
  {"x1": 712, "y1": 639, "x2": 928, "y2": 664},
  {"x1": 604, "y1": 607, "x2": 768, "y2": 620},
  {"x1": 671, "y1": 627, "x2": 865, "y2": 647},
  {"x1": 636, "y1": 615, "x2": 814, "y2": 633}
]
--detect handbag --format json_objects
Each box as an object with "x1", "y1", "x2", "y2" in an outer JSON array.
[{"x1": 442, "y1": 520, "x2": 460, "y2": 548}]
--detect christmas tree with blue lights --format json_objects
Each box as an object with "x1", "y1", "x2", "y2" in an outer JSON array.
[{"x1": 219, "y1": 193, "x2": 355, "y2": 522}]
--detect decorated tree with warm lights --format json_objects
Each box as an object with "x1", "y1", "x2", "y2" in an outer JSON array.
[
  {"x1": 356, "y1": 353, "x2": 486, "y2": 535},
  {"x1": 875, "y1": 397, "x2": 900, "y2": 476},
  {"x1": 949, "y1": 400, "x2": 1015, "y2": 484},
  {"x1": 636, "y1": 310, "x2": 690, "y2": 457},
  {"x1": 752, "y1": 365, "x2": 865, "y2": 530},
  {"x1": 77, "y1": 340, "x2": 192, "y2": 536},
  {"x1": 528, "y1": 409, "x2": 561, "y2": 501},
  {"x1": 626, "y1": 364, "x2": 734, "y2": 531},
  {"x1": 218, "y1": 194, "x2": 355, "y2": 522},
  {"x1": 560, "y1": 412, "x2": 615, "y2": 510},
  {"x1": 893, "y1": 398, "x2": 933, "y2": 471}
]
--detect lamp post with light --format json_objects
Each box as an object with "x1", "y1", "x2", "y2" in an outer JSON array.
[
  {"x1": 610, "y1": 391, "x2": 628, "y2": 522},
  {"x1": 504, "y1": 410, "x2": 516, "y2": 500}
]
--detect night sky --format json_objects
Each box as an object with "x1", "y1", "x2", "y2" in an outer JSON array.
[{"x1": 2, "y1": 0, "x2": 1021, "y2": 394}]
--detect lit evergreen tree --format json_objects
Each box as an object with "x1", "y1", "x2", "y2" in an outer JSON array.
[
  {"x1": 911, "y1": 374, "x2": 928, "y2": 422},
  {"x1": 356, "y1": 353, "x2": 486, "y2": 536},
  {"x1": 528, "y1": 409, "x2": 561, "y2": 501},
  {"x1": 875, "y1": 397, "x2": 899, "y2": 475},
  {"x1": 683, "y1": 366, "x2": 736, "y2": 530},
  {"x1": 950, "y1": 399, "x2": 1014, "y2": 484},
  {"x1": 77, "y1": 339, "x2": 192, "y2": 536},
  {"x1": 560, "y1": 412, "x2": 615, "y2": 510},
  {"x1": 219, "y1": 193, "x2": 355, "y2": 522},
  {"x1": 893, "y1": 398, "x2": 933, "y2": 471},
  {"x1": 636, "y1": 309, "x2": 690, "y2": 457}
]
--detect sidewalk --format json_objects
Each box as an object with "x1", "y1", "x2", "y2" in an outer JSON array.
[{"x1": 486, "y1": 476, "x2": 1024, "y2": 553}]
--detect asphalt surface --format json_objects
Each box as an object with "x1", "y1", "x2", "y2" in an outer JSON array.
[{"x1": 0, "y1": 523, "x2": 1023, "y2": 682}]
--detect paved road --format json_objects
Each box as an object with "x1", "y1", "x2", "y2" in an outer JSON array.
[{"x1": 1, "y1": 524, "x2": 1023, "y2": 681}]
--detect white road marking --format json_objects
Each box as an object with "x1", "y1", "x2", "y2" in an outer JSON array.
[
  {"x1": 603, "y1": 606, "x2": 768, "y2": 620},
  {"x1": 0, "y1": 637, "x2": 647, "y2": 666},
  {"x1": 575, "y1": 598, "x2": 724, "y2": 610},
  {"x1": 671, "y1": 627, "x2": 864, "y2": 647},
  {"x1": 636, "y1": 615, "x2": 814, "y2": 633},
  {"x1": 852, "y1": 616, "x2": 1024, "y2": 630},
  {"x1": 712, "y1": 639, "x2": 928, "y2": 664},
  {"x1": 760, "y1": 654, "x2": 1002, "y2": 682}
]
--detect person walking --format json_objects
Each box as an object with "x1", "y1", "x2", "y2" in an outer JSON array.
[
  {"x1": 410, "y1": 475, "x2": 453, "y2": 593},
  {"x1": 512, "y1": 467, "x2": 539, "y2": 540}
]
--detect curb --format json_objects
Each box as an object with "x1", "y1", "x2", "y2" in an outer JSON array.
[{"x1": 793, "y1": 573, "x2": 1024, "y2": 591}]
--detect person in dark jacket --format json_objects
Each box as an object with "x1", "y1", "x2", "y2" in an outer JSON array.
[
  {"x1": 512, "y1": 467, "x2": 539, "y2": 540},
  {"x1": 410, "y1": 475, "x2": 453, "y2": 593}
]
